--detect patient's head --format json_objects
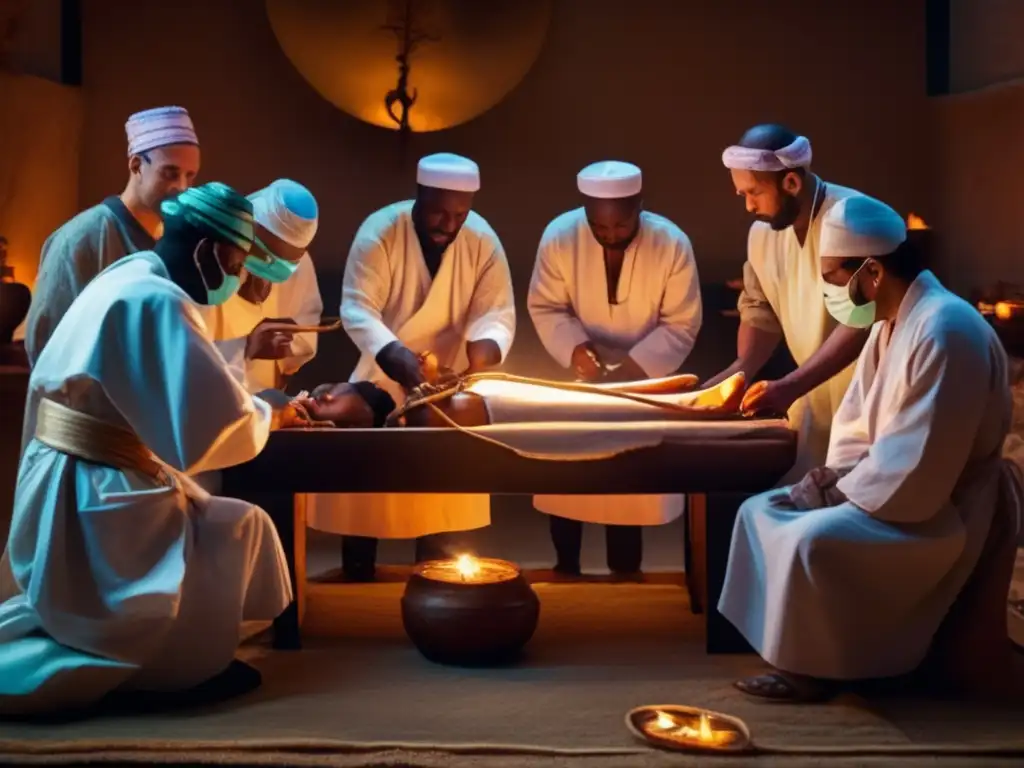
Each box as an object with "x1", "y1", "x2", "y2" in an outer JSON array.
[{"x1": 307, "y1": 382, "x2": 396, "y2": 427}]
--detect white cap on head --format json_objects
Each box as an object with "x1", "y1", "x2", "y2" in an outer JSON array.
[
  {"x1": 577, "y1": 161, "x2": 642, "y2": 199},
  {"x1": 820, "y1": 195, "x2": 907, "y2": 260},
  {"x1": 417, "y1": 153, "x2": 480, "y2": 192},
  {"x1": 248, "y1": 179, "x2": 319, "y2": 249}
]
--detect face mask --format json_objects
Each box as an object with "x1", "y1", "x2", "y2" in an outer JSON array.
[
  {"x1": 244, "y1": 237, "x2": 299, "y2": 283},
  {"x1": 193, "y1": 240, "x2": 241, "y2": 306},
  {"x1": 823, "y1": 262, "x2": 877, "y2": 328}
]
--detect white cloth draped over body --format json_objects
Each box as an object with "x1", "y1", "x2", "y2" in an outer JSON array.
[
  {"x1": 0, "y1": 252, "x2": 292, "y2": 715},
  {"x1": 199, "y1": 253, "x2": 323, "y2": 393},
  {"x1": 738, "y1": 182, "x2": 861, "y2": 484},
  {"x1": 527, "y1": 208, "x2": 702, "y2": 525},
  {"x1": 304, "y1": 200, "x2": 516, "y2": 539},
  {"x1": 719, "y1": 270, "x2": 1018, "y2": 680}
]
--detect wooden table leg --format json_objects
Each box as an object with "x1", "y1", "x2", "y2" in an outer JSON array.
[
  {"x1": 705, "y1": 492, "x2": 754, "y2": 654},
  {"x1": 250, "y1": 491, "x2": 303, "y2": 650},
  {"x1": 294, "y1": 493, "x2": 307, "y2": 626},
  {"x1": 683, "y1": 494, "x2": 707, "y2": 614}
]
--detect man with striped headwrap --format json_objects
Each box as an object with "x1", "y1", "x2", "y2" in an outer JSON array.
[
  {"x1": 25, "y1": 106, "x2": 201, "y2": 365},
  {"x1": 705, "y1": 124, "x2": 870, "y2": 483},
  {"x1": 0, "y1": 183, "x2": 310, "y2": 716}
]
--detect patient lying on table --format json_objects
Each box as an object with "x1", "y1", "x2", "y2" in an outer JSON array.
[{"x1": 302, "y1": 365, "x2": 748, "y2": 429}]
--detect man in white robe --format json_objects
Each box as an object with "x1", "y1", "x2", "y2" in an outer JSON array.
[
  {"x1": 718, "y1": 194, "x2": 1019, "y2": 702},
  {"x1": 0, "y1": 183, "x2": 310, "y2": 716},
  {"x1": 706, "y1": 124, "x2": 869, "y2": 483},
  {"x1": 305, "y1": 153, "x2": 515, "y2": 581},
  {"x1": 527, "y1": 161, "x2": 702, "y2": 575},
  {"x1": 198, "y1": 179, "x2": 324, "y2": 394},
  {"x1": 25, "y1": 106, "x2": 201, "y2": 364}
]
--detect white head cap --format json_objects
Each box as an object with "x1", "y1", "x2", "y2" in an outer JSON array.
[
  {"x1": 820, "y1": 195, "x2": 907, "y2": 260},
  {"x1": 577, "y1": 161, "x2": 642, "y2": 199},
  {"x1": 417, "y1": 153, "x2": 480, "y2": 192},
  {"x1": 248, "y1": 179, "x2": 319, "y2": 249}
]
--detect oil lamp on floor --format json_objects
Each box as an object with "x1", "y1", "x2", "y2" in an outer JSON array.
[
  {"x1": 401, "y1": 553, "x2": 540, "y2": 666},
  {"x1": 625, "y1": 704, "x2": 752, "y2": 754}
]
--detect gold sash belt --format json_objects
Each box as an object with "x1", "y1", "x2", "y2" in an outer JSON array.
[{"x1": 35, "y1": 398, "x2": 165, "y2": 480}]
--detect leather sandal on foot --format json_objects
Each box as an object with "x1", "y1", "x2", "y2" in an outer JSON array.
[{"x1": 734, "y1": 672, "x2": 834, "y2": 703}]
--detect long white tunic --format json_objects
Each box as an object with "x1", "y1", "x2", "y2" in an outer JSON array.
[
  {"x1": 527, "y1": 208, "x2": 702, "y2": 525},
  {"x1": 738, "y1": 182, "x2": 860, "y2": 483},
  {"x1": 0, "y1": 252, "x2": 292, "y2": 715},
  {"x1": 25, "y1": 197, "x2": 156, "y2": 365},
  {"x1": 719, "y1": 270, "x2": 1016, "y2": 680},
  {"x1": 305, "y1": 200, "x2": 516, "y2": 539},
  {"x1": 198, "y1": 253, "x2": 323, "y2": 393}
]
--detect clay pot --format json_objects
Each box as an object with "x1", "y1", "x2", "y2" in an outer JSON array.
[{"x1": 401, "y1": 558, "x2": 540, "y2": 666}]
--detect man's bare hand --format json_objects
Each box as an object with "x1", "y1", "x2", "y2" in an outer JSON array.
[
  {"x1": 740, "y1": 378, "x2": 799, "y2": 417},
  {"x1": 571, "y1": 343, "x2": 604, "y2": 382},
  {"x1": 272, "y1": 399, "x2": 332, "y2": 430},
  {"x1": 246, "y1": 317, "x2": 298, "y2": 360},
  {"x1": 788, "y1": 466, "x2": 847, "y2": 510}
]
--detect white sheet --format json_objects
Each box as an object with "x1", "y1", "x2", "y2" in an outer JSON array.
[{"x1": 398, "y1": 419, "x2": 791, "y2": 461}]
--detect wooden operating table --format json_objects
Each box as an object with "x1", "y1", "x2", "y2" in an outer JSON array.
[{"x1": 221, "y1": 418, "x2": 797, "y2": 654}]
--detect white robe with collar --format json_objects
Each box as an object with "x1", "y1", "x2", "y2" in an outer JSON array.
[
  {"x1": 0, "y1": 252, "x2": 291, "y2": 715},
  {"x1": 305, "y1": 200, "x2": 516, "y2": 539},
  {"x1": 738, "y1": 182, "x2": 861, "y2": 484},
  {"x1": 719, "y1": 270, "x2": 1018, "y2": 680},
  {"x1": 198, "y1": 252, "x2": 323, "y2": 394},
  {"x1": 527, "y1": 208, "x2": 702, "y2": 525}
]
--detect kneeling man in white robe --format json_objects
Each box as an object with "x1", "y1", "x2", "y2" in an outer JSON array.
[
  {"x1": 718, "y1": 194, "x2": 1019, "y2": 702},
  {"x1": 528, "y1": 161, "x2": 702, "y2": 575},
  {"x1": 0, "y1": 183, "x2": 310, "y2": 716},
  {"x1": 305, "y1": 153, "x2": 516, "y2": 581}
]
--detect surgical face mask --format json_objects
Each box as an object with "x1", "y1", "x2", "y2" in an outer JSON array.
[
  {"x1": 193, "y1": 240, "x2": 241, "y2": 306},
  {"x1": 823, "y1": 262, "x2": 877, "y2": 329},
  {"x1": 244, "y1": 238, "x2": 299, "y2": 283}
]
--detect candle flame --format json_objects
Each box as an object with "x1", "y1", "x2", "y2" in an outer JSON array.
[
  {"x1": 995, "y1": 301, "x2": 1014, "y2": 321},
  {"x1": 699, "y1": 712, "x2": 713, "y2": 741},
  {"x1": 654, "y1": 710, "x2": 676, "y2": 730},
  {"x1": 907, "y1": 213, "x2": 929, "y2": 230},
  {"x1": 455, "y1": 554, "x2": 480, "y2": 579}
]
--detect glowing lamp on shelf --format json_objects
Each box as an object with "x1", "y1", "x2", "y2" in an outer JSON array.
[
  {"x1": 400, "y1": 554, "x2": 540, "y2": 666},
  {"x1": 625, "y1": 704, "x2": 752, "y2": 754},
  {"x1": 906, "y1": 213, "x2": 929, "y2": 230},
  {"x1": 977, "y1": 300, "x2": 1024, "y2": 322}
]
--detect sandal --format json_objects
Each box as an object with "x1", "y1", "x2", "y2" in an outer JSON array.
[{"x1": 734, "y1": 671, "x2": 834, "y2": 703}]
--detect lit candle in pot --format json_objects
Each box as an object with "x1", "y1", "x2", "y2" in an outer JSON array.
[
  {"x1": 415, "y1": 554, "x2": 522, "y2": 585},
  {"x1": 402, "y1": 554, "x2": 541, "y2": 665}
]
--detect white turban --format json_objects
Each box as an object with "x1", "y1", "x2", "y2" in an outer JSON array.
[
  {"x1": 125, "y1": 106, "x2": 198, "y2": 156},
  {"x1": 248, "y1": 179, "x2": 319, "y2": 249},
  {"x1": 417, "y1": 153, "x2": 480, "y2": 192},
  {"x1": 820, "y1": 195, "x2": 907, "y2": 259},
  {"x1": 722, "y1": 135, "x2": 812, "y2": 172},
  {"x1": 577, "y1": 161, "x2": 642, "y2": 199}
]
